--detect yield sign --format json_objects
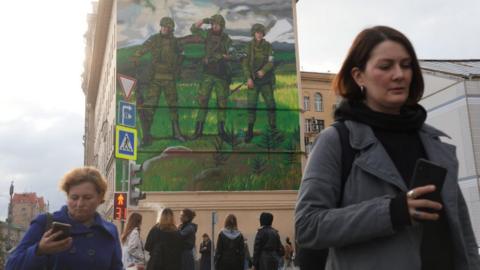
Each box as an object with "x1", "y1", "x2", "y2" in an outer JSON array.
[{"x1": 118, "y1": 74, "x2": 137, "y2": 100}]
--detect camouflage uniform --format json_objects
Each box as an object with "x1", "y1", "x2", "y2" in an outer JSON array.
[
  {"x1": 242, "y1": 24, "x2": 276, "y2": 142},
  {"x1": 190, "y1": 14, "x2": 232, "y2": 140},
  {"x1": 131, "y1": 17, "x2": 186, "y2": 145}
]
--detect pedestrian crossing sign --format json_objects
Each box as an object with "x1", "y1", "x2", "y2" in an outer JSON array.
[{"x1": 115, "y1": 125, "x2": 137, "y2": 160}]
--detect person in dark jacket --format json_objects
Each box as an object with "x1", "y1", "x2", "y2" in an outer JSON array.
[
  {"x1": 295, "y1": 25, "x2": 480, "y2": 270},
  {"x1": 6, "y1": 167, "x2": 123, "y2": 270},
  {"x1": 145, "y1": 208, "x2": 182, "y2": 270},
  {"x1": 199, "y1": 233, "x2": 212, "y2": 270},
  {"x1": 215, "y1": 214, "x2": 245, "y2": 270},
  {"x1": 252, "y1": 212, "x2": 284, "y2": 270},
  {"x1": 179, "y1": 208, "x2": 198, "y2": 270}
]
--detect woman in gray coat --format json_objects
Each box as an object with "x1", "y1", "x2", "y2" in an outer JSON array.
[{"x1": 295, "y1": 25, "x2": 480, "y2": 270}]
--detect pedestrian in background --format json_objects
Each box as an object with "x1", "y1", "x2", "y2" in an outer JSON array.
[
  {"x1": 214, "y1": 214, "x2": 245, "y2": 270},
  {"x1": 252, "y1": 212, "x2": 284, "y2": 270},
  {"x1": 6, "y1": 167, "x2": 123, "y2": 270},
  {"x1": 145, "y1": 208, "x2": 182, "y2": 270},
  {"x1": 179, "y1": 208, "x2": 198, "y2": 270},
  {"x1": 283, "y1": 237, "x2": 293, "y2": 270},
  {"x1": 121, "y1": 212, "x2": 146, "y2": 270},
  {"x1": 199, "y1": 233, "x2": 212, "y2": 270},
  {"x1": 295, "y1": 25, "x2": 480, "y2": 270}
]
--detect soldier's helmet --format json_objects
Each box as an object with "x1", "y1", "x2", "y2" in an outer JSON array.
[
  {"x1": 251, "y1": 23, "x2": 266, "y2": 36},
  {"x1": 160, "y1": 17, "x2": 175, "y2": 30},
  {"x1": 210, "y1": 14, "x2": 226, "y2": 29}
]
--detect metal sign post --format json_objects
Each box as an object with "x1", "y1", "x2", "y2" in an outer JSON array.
[{"x1": 211, "y1": 211, "x2": 217, "y2": 270}]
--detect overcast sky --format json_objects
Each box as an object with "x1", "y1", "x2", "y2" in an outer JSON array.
[{"x1": 1, "y1": 0, "x2": 479, "y2": 221}]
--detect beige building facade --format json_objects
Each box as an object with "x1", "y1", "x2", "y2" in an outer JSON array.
[
  {"x1": 300, "y1": 72, "x2": 337, "y2": 154},
  {"x1": 82, "y1": 0, "x2": 336, "y2": 251}
]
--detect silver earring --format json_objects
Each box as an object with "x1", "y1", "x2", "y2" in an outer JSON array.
[{"x1": 360, "y1": 85, "x2": 365, "y2": 93}]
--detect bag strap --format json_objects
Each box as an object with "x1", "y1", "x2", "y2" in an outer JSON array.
[{"x1": 331, "y1": 121, "x2": 358, "y2": 206}]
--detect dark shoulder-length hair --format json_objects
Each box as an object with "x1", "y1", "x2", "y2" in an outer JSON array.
[
  {"x1": 332, "y1": 25, "x2": 424, "y2": 105},
  {"x1": 224, "y1": 214, "x2": 238, "y2": 230}
]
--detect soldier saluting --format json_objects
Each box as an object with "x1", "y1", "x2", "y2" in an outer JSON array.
[
  {"x1": 190, "y1": 14, "x2": 232, "y2": 141},
  {"x1": 242, "y1": 23, "x2": 276, "y2": 143},
  {"x1": 130, "y1": 17, "x2": 186, "y2": 146}
]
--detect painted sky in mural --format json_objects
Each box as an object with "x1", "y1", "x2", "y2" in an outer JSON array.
[{"x1": 117, "y1": 0, "x2": 295, "y2": 48}]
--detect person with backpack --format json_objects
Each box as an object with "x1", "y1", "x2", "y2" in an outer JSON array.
[
  {"x1": 5, "y1": 167, "x2": 123, "y2": 270},
  {"x1": 252, "y1": 212, "x2": 284, "y2": 270},
  {"x1": 121, "y1": 212, "x2": 146, "y2": 270},
  {"x1": 295, "y1": 25, "x2": 480, "y2": 270},
  {"x1": 214, "y1": 214, "x2": 245, "y2": 270}
]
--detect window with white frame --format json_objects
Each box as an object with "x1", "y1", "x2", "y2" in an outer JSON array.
[
  {"x1": 303, "y1": 96, "x2": 310, "y2": 111},
  {"x1": 315, "y1": 93, "x2": 323, "y2": 112}
]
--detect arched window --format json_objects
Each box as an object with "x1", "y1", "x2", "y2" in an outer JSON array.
[
  {"x1": 303, "y1": 96, "x2": 310, "y2": 111},
  {"x1": 315, "y1": 93, "x2": 323, "y2": 112}
]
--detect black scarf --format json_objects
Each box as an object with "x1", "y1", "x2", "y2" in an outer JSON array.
[{"x1": 334, "y1": 100, "x2": 426, "y2": 131}]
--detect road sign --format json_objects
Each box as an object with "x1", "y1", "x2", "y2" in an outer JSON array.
[
  {"x1": 118, "y1": 74, "x2": 137, "y2": 101},
  {"x1": 118, "y1": 101, "x2": 136, "y2": 127},
  {"x1": 113, "y1": 192, "x2": 127, "y2": 220},
  {"x1": 115, "y1": 125, "x2": 137, "y2": 160}
]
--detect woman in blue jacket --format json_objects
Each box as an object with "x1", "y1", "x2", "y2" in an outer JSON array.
[{"x1": 6, "y1": 167, "x2": 123, "y2": 270}]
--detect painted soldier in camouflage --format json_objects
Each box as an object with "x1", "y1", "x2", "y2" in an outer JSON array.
[
  {"x1": 242, "y1": 23, "x2": 276, "y2": 143},
  {"x1": 190, "y1": 14, "x2": 232, "y2": 141},
  {"x1": 131, "y1": 17, "x2": 186, "y2": 146}
]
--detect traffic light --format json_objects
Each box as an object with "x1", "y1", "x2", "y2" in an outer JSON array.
[{"x1": 129, "y1": 161, "x2": 146, "y2": 206}]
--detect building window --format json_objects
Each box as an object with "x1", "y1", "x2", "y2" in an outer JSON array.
[
  {"x1": 303, "y1": 96, "x2": 310, "y2": 111},
  {"x1": 306, "y1": 119, "x2": 311, "y2": 133},
  {"x1": 315, "y1": 93, "x2": 323, "y2": 112},
  {"x1": 305, "y1": 118, "x2": 325, "y2": 133},
  {"x1": 314, "y1": 119, "x2": 325, "y2": 132}
]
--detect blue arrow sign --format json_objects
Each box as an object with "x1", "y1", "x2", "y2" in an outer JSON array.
[{"x1": 118, "y1": 101, "x2": 136, "y2": 127}]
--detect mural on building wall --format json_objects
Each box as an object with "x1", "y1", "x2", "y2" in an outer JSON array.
[{"x1": 116, "y1": 0, "x2": 301, "y2": 191}]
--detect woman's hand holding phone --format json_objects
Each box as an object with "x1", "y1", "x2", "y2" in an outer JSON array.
[
  {"x1": 406, "y1": 185, "x2": 443, "y2": 222},
  {"x1": 36, "y1": 228, "x2": 72, "y2": 256}
]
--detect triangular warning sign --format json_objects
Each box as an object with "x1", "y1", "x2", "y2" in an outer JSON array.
[
  {"x1": 118, "y1": 74, "x2": 137, "y2": 100},
  {"x1": 119, "y1": 134, "x2": 134, "y2": 153}
]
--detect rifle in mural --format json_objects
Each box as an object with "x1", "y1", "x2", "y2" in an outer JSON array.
[{"x1": 229, "y1": 60, "x2": 284, "y2": 96}]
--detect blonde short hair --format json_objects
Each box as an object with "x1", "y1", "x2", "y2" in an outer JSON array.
[{"x1": 59, "y1": 167, "x2": 108, "y2": 200}]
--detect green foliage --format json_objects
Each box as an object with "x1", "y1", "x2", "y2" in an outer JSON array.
[
  {"x1": 257, "y1": 127, "x2": 285, "y2": 157},
  {"x1": 250, "y1": 156, "x2": 267, "y2": 175},
  {"x1": 223, "y1": 123, "x2": 242, "y2": 148},
  {"x1": 0, "y1": 232, "x2": 5, "y2": 267}
]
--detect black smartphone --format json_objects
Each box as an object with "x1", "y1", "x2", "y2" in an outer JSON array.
[
  {"x1": 51, "y1": 221, "x2": 72, "y2": 240},
  {"x1": 411, "y1": 159, "x2": 447, "y2": 212}
]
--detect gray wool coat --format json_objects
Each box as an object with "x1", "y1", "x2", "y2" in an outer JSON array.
[{"x1": 295, "y1": 120, "x2": 480, "y2": 270}]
